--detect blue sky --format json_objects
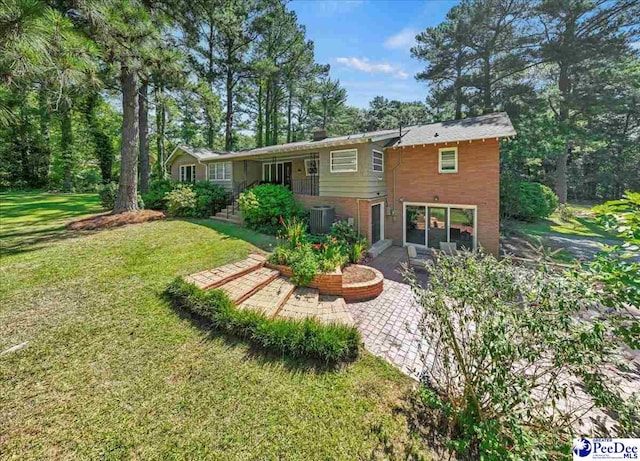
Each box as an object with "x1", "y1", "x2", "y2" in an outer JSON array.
[{"x1": 288, "y1": 0, "x2": 459, "y2": 108}]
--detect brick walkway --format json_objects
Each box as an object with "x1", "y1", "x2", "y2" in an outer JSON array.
[{"x1": 347, "y1": 278, "x2": 427, "y2": 380}]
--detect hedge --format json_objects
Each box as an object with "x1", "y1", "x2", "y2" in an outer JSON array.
[{"x1": 165, "y1": 278, "x2": 360, "y2": 363}]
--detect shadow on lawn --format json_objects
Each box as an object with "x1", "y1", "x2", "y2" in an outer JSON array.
[
  {"x1": 186, "y1": 218, "x2": 278, "y2": 253},
  {"x1": 0, "y1": 224, "x2": 98, "y2": 257},
  {"x1": 164, "y1": 292, "x2": 347, "y2": 375}
]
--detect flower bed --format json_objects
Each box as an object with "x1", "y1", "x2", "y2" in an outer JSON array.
[
  {"x1": 342, "y1": 265, "x2": 384, "y2": 303},
  {"x1": 266, "y1": 262, "x2": 383, "y2": 302}
]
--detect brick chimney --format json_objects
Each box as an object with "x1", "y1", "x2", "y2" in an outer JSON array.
[{"x1": 312, "y1": 128, "x2": 328, "y2": 141}]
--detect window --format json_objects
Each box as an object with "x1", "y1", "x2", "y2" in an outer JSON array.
[
  {"x1": 179, "y1": 164, "x2": 195, "y2": 182},
  {"x1": 208, "y1": 162, "x2": 232, "y2": 181},
  {"x1": 330, "y1": 149, "x2": 358, "y2": 172},
  {"x1": 439, "y1": 147, "x2": 458, "y2": 173},
  {"x1": 372, "y1": 150, "x2": 384, "y2": 172},
  {"x1": 304, "y1": 158, "x2": 319, "y2": 176}
]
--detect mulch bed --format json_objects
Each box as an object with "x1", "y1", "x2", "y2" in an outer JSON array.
[
  {"x1": 342, "y1": 264, "x2": 377, "y2": 284},
  {"x1": 68, "y1": 210, "x2": 166, "y2": 231}
]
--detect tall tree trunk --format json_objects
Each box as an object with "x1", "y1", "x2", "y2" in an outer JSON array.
[
  {"x1": 454, "y1": 52, "x2": 463, "y2": 119},
  {"x1": 224, "y1": 44, "x2": 233, "y2": 151},
  {"x1": 154, "y1": 83, "x2": 166, "y2": 178},
  {"x1": 256, "y1": 80, "x2": 264, "y2": 147},
  {"x1": 265, "y1": 80, "x2": 271, "y2": 146},
  {"x1": 286, "y1": 85, "x2": 293, "y2": 143},
  {"x1": 554, "y1": 61, "x2": 571, "y2": 203},
  {"x1": 114, "y1": 64, "x2": 139, "y2": 214},
  {"x1": 482, "y1": 53, "x2": 492, "y2": 114},
  {"x1": 206, "y1": 24, "x2": 215, "y2": 149},
  {"x1": 272, "y1": 84, "x2": 279, "y2": 145},
  {"x1": 37, "y1": 86, "x2": 51, "y2": 187},
  {"x1": 138, "y1": 79, "x2": 150, "y2": 193},
  {"x1": 59, "y1": 99, "x2": 73, "y2": 192}
]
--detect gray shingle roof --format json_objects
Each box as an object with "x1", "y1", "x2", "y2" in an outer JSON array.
[
  {"x1": 391, "y1": 112, "x2": 515, "y2": 148},
  {"x1": 167, "y1": 113, "x2": 515, "y2": 164}
]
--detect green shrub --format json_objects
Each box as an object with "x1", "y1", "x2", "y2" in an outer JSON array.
[
  {"x1": 318, "y1": 244, "x2": 348, "y2": 272},
  {"x1": 165, "y1": 184, "x2": 197, "y2": 216},
  {"x1": 279, "y1": 216, "x2": 307, "y2": 248},
  {"x1": 192, "y1": 181, "x2": 228, "y2": 217},
  {"x1": 501, "y1": 179, "x2": 558, "y2": 222},
  {"x1": 98, "y1": 182, "x2": 118, "y2": 210},
  {"x1": 269, "y1": 246, "x2": 294, "y2": 266},
  {"x1": 165, "y1": 278, "x2": 360, "y2": 363},
  {"x1": 347, "y1": 239, "x2": 367, "y2": 264},
  {"x1": 289, "y1": 244, "x2": 320, "y2": 286},
  {"x1": 405, "y1": 252, "x2": 638, "y2": 458},
  {"x1": 141, "y1": 179, "x2": 175, "y2": 210},
  {"x1": 329, "y1": 220, "x2": 361, "y2": 246},
  {"x1": 238, "y1": 184, "x2": 304, "y2": 234}
]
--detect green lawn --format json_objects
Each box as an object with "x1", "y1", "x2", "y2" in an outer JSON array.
[
  {"x1": 0, "y1": 192, "x2": 429, "y2": 460},
  {"x1": 514, "y1": 203, "x2": 617, "y2": 240}
]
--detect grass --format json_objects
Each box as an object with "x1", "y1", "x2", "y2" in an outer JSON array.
[
  {"x1": 0, "y1": 191, "x2": 429, "y2": 460},
  {"x1": 513, "y1": 203, "x2": 617, "y2": 240}
]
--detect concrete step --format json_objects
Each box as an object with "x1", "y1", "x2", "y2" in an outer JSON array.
[
  {"x1": 210, "y1": 215, "x2": 243, "y2": 225},
  {"x1": 217, "y1": 267, "x2": 280, "y2": 304},
  {"x1": 184, "y1": 254, "x2": 266, "y2": 290},
  {"x1": 317, "y1": 296, "x2": 354, "y2": 326},
  {"x1": 368, "y1": 239, "x2": 393, "y2": 259},
  {"x1": 239, "y1": 276, "x2": 296, "y2": 317}
]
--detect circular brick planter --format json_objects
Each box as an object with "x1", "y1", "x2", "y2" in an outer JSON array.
[
  {"x1": 266, "y1": 262, "x2": 384, "y2": 302},
  {"x1": 342, "y1": 265, "x2": 384, "y2": 303}
]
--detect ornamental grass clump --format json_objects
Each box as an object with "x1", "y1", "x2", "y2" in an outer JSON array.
[
  {"x1": 165, "y1": 278, "x2": 360, "y2": 363},
  {"x1": 405, "y1": 251, "x2": 638, "y2": 459}
]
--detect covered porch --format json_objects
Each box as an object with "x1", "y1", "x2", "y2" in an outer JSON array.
[{"x1": 229, "y1": 152, "x2": 320, "y2": 197}]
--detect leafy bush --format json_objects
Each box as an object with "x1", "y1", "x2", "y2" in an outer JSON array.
[
  {"x1": 165, "y1": 184, "x2": 198, "y2": 216},
  {"x1": 289, "y1": 244, "x2": 320, "y2": 286},
  {"x1": 165, "y1": 278, "x2": 360, "y2": 363},
  {"x1": 192, "y1": 181, "x2": 229, "y2": 217},
  {"x1": 557, "y1": 203, "x2": 575, "y2": 222},
  {"x1": 405, "y1": 252, "x2": 638, "y2": 458},
  {"x1": 347, "y1": 239, "x2": 367, "y2": 264},
  {"x1": 317, "y1": 244, "x2": 348, "y2": 272},
  {"x1": 98, "y1": 182, "x2": 118, "y2": 210},
  {"x1": 501, "y1": 178, "x2": 558, "y2": 221},
  {"x1": 238, "y1": 184, "x2": 304, "y2": 234},
  {"x1": 141, "y1": 179, "x2": 174, "y2": 210},
  {"x1": 329, "y1": 220, "x2": 361, "y2": 246},
  {"x1": 279, "y1": 216, "x2": 307, "y2": 247}
]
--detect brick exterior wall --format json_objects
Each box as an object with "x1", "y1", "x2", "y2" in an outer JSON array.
[
  {"x1": 295, "y1": 194, "x2": 386, "y2": 245},
  {"x1": 384, "y1": 139, "x2": 500, "y2": 255}
]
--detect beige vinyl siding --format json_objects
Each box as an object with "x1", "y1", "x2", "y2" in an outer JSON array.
[
  {"x1": 204, "y1": 161, "x2": 233, "y2": 190},
  {"x1": 169, "y1": 153, "x2": 206, "y2": 181},
  {"x1": 319, "y1": 142, "x2": 386, "y2": 198}
]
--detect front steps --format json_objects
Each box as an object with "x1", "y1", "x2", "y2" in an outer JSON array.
[
  {"x1": 211, "y1": 199, "x2": 243, "y2": 225},
  {"x1": 184, "y1": 255, "x2": 354, "y2": 326},
  {"x1": 368, "y1": 239, "x2": 393, "y2": 258}
]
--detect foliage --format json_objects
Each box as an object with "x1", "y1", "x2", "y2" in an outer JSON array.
[
  {"x1": 585, "y1": 192, "x2": 640, "y2": 348},
  {"x1": 405, "y1": 251, "x2": 638, "y2": 459},
  {"x1": 329, "y1": 220, "x2": 363, "y2": 246},
  {"x1": 191, "y1": 181, "x2": 228, "y2": 217},
  {"x1": 166, "y1": 278, "x2": 360, "y2": 363},
  {"x1": 164, "y1": 184, "x2": 197, "y2": 216},
  {"x1": 317, "y1": 244, "x2": 348, "y2": 273},
  {"x1": 501, "y1": 178, "x2": 559, "y2": 222},
  {"x1": 141, "y1": 179, "x2": 175, "y2": 210},
  {"x1": 238, "y1": 184, "x2": 303, "y2": 234},
  {"x1": 279, "y1": 216, "x2": 307, "y2": 248},
  {"x1": 288, "y1": 244, "x2": 320, "y2": 286},
  {"x1": 347, "y1": 240, "x2": 367, "y2": 264},
  {"x1": 556, "y1": 203, "x2": 575, "y2": 222},
  {"x1": 97, "y1": 182, "x2": 118, "y2": 210}
]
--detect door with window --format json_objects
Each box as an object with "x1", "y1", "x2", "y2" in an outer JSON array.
[
  {"x1": 263, "y1": 161, "x2": 293, "y2": 189},
  {"x1": 404, "y1": 204, "x2": 476, "y2": 251}
]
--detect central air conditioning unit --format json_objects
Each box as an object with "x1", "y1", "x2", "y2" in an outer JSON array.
[{"x1": 309, "y1": 205, "x2": 335, "y2": 235}]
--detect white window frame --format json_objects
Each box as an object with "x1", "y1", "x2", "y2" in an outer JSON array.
[
  {"x1": 208, "y1": 162, "x2": 232, "y2": 181},
  {"x1": 304, "y1": 158, "x2": 319, "y2": 176},
  {"x1": 371, "y1": 201, "x2": 385, "y2": 242},
  {"x1": 438, "y1": 147, "x2": 458, "y2": 173},
  {"x1": 330, "y1": 148, "x2": 358, "y2": 173},
  {"x1": 372, "y1": 149, "x2": 384, "y2": 172},
  {"x1": 402, "y1": 202, "x2": 477, "y2": 250},
  {"x1": 262, "y1": 161, "x2": 287, "y2": 182},
  {"x1": 179, "y1": 164, "x2": 196, "y2": 182}
]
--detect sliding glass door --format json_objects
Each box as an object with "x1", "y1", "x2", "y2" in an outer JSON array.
[{"x1": 404, "y1": 203, "x2": 476, "y2": 251}]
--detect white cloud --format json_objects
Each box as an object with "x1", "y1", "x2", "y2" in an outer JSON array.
[
  {"x1": 335, "y1": 57, "x2": 408, "y2": 79},
  {"x1": 384, "y1": 28, "x2": 417, "y2": 51}
]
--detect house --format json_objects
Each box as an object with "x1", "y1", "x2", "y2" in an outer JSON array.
[{"x1": 165, "y1": 112, "x2": 516, "y2": 256}]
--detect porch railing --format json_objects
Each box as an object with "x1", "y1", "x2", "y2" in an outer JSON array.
[{"x1": 291, "y1": 178, "x2": 319, "y2": 196}]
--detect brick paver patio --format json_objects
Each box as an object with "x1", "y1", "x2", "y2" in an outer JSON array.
[{"x1": 347, "y1": 277, "x2": 427, "y2": 380}]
